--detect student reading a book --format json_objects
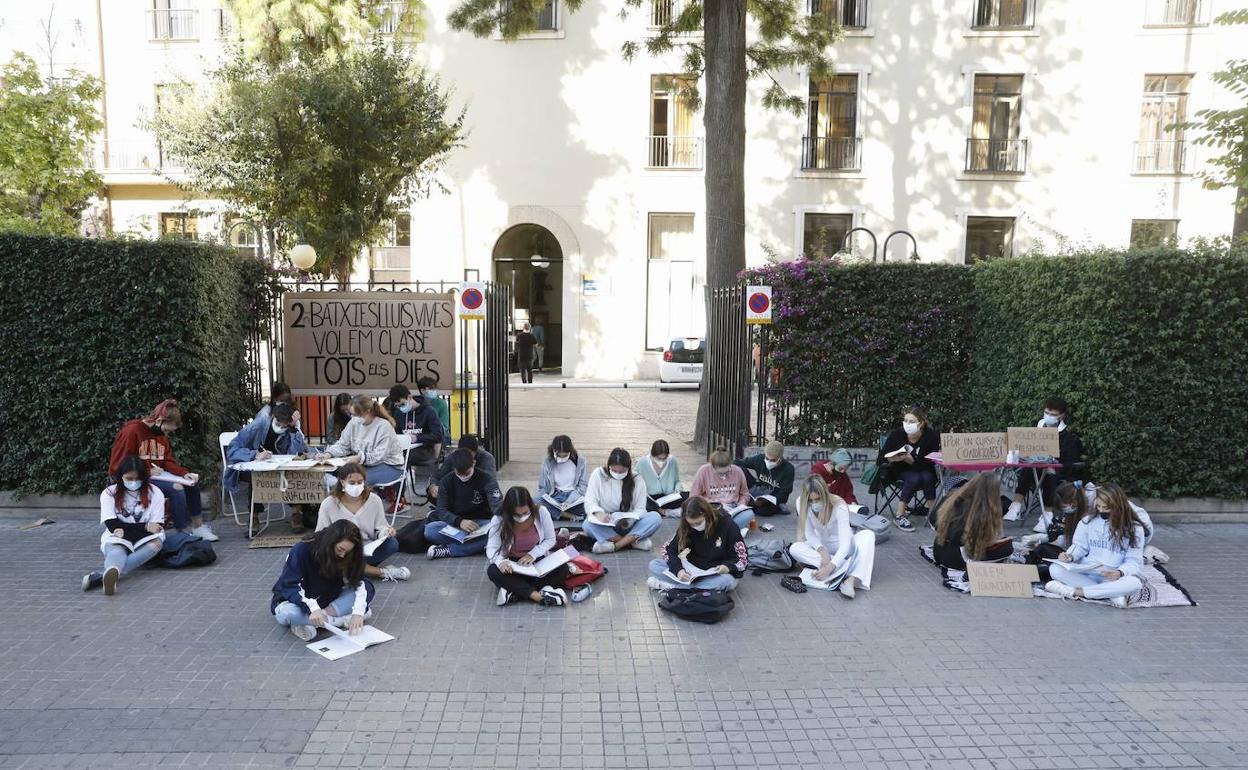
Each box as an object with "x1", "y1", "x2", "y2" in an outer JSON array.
[
  {"x1": 315, "y1": 463, "x2": 410, "y2": 582},
  {"x1": 108, "y1": 399, "x2": 218, "y2": 542},
  {"x1": 1005, "y1": 396, "x2": 1085, "y2": 531},
  {"x1": 83, "y1": 455, "x2": 166, "y2": 595},
  {"x1": 224, "y1": 403, "x2": 311, "y2": 529},
  {"x1": 254, "y1": 381, "x2": 292, "y2": 423},
  {"x1": 485, "y1": 487, "x2": 572, "y2": 607},
  {"x1": 384, "y1": 384, "x2": 444, "y2": 466},
  {"x1": 1042, "y1": 481, "x2": 1088, "y2": 549},
  {"x1": 932, "y1": 472, "x2": 1013, "y2": 572},
  {"x1": 424, "y1": 449, "x2": 504, "y2": 559},
  {"x1": 314, "y1": 395, "x2": 404, "y2": 487},
  {"x1": 811, "y1": 448, "x2": 858, "y2": 505},
  {"x1": 689, "y1": 448, "x2": 755, "y2": 532},
  {"x1": 646, "y1": 496, "x2": 747, "y2": 592},
  {"x1": 791, "y1": 475, "x2": 875, "y2": 599},
  {"x1": 326, "y1": 392, "x2": 353, "y2": 443},
  {"x1": 1045, "y1": 483, "x2": 1146, "y2": 608},
  {"x1": 271, "y1": 520, "x2": 375, "y2": 641},
  {"x1": 583, "y1": 448, "x2": 661, "y2": 554},
  {"x1": 426, "y1": 434, "x2": 497, "y2": 506},
  {"x1": 636, "y1": 439, "x2": 687, "y2": 514},
  {"x1": 877, "y1": 407, "x2": 940, "y2": 533},
  {"x1": 733, "y1": 440, "x2": 795, "y2": 516},
  {"x1": 537, "y1": 435, "x2": 589, "y2": 520}
]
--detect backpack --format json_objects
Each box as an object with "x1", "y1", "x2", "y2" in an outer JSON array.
[
  {"x1": 658, "y1": 588, "x2": 735, "y2": 624},
  {"x1": 155, "y1": 532, "x2": 216, "y2": 568},
  {"x1": 563, "y1": 554, "x2": 607, "y2": 588},
  {"x1": 746, "y1": 538, "x2": 794, "y2": 574},
  {"x1": 395, "y1": 517, "x2": 430, "y2": 555},
  {"x1": 848, "y1": 507, "x2": 891, "y2": 544}
]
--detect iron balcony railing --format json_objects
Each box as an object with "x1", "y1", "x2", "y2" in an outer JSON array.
[
  {"x1": 1143, "y1": 0, "x2": 1208, "y2": 26},
  {"x1": 214, "y1": 7, "x2": 237, "y2": 39},
  {"x1": 809, "y1": 0, "x2": 868, "y2": 29},
  {"x1": 971, "y1": 0, "x2": 1035, "y2": 29},
  {"x1": 647, "y1": 136, "x2": 704, "y2": 169},
  {"x1": 801, "y1": 136, "x2": 862, "y2": 171},
  {"x1": 649, "y1": 0, "x2": 683, "y2": 27},
  {"x1": 1133, "y1": 140, "x2": 1193, "y2": 174},
  {"x1": 376, "y1": 1, "x2": 404, "y2": 34},
  {"x1": 965, "y1": 138, "x2": 1028, "y2": 173},
  {"x1": 148, "y1": 8, "x2": 199, "y2": 41}
]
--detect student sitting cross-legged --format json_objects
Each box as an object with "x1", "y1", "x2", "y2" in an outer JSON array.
[
  {"x1": 689, "y1": 447, "x2": 755, "y2": 533},
  {"x1": 583, "y1": 448, "x2": 662, "y2": 555},
  {"x1": 315, "y1": 463, "x2": 410, "y2": 583},
  {"x1": 537, "y1": 434, "x2": 589, "y2": 521},
  {"x1": 270, "y1": 519, "x2": 374, "y2": 642},
  {"x1": 811, "y1": 448, "x2": 858, "y2": 506},
  {"x1": 426, "y1": 434, "x2": 497, "y2": 507},
  {"x1": 1045, "y1": 483, "x2": 1146, "y2": 609},
  {"x1": 636, "y1": 439, "x2": 688, "y2": 514},
  {"x1": 931, "y1": 472, "x2": 1014, "y2": 572},
  {"x1": 646, "y1": 496, "x2": 747, "y2": 592},
  {"x1": 486, "y1": 487, "x2": 579, "y2": 608},
  {"x1": 83, "y1": 455, "x2": 167, "y2": 595},
  {"x1": 733, "y1": 440, "x2": 795, "y2": 516},
  {"x1": 791, "y1": 475, "x2": 875, "y2": 599},
  {"x1": 424, "y1": 449, "x2": 504, "y2": 560}
]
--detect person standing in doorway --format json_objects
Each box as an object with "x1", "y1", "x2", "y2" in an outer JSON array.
[
  {"x1": 515, "y1": 324, "x2": 538, "y2": 384},
  {"x1": 531, "y1": 317, "x2": 546, "y2": 371}
]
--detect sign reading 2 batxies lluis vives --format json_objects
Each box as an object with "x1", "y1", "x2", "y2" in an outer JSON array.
[{"x1": 281, "y1": 292, "x2": 456, "y2": 394}]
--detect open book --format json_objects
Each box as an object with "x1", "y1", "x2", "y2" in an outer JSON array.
[
  {"x1": 363, "y1": 535, "x2": 390, "y2": 558},
  {"x1": 586, "y1": 511, "x2": 641, "y2": 528},
  {"x1": 650, "y1": 492, "x2": 682, "y2": 507},
  {"x1": 723, "y1": 503, "x2": 751, "y2": 517},
  {"x1": 509, "y1": 546, "x2": 577, "y2": 578},
  {"x1": 151, "y1": 470, "x2": 197, "y2": 486},
  {"x1": 101, "y1": 532, "x2": 163, "y2": 552},
  {"x1": 754, "y1": 494, "x2": 777, "y2": 506},
  {"x1": 542, "y1": 492, "x2": 584, "y2": 512},
  {"x1": 306, "y1": 622, "x2": 395, "y2": 661},
  {"x1": 1044, "y1": 559, "x2": 1105, "y2": 573},
  {"x1": 439, "y1": 523, "x2": 491, "y2": 543},
  {"x1": 661, "y1": 563, "x2": 721, "y2": 586},
  {"x1": 799, "y1": 566, "x2": 849, "y2": 590},
  {"x1": 884, "y1": 447, "x2": 909, "y2": 459}
]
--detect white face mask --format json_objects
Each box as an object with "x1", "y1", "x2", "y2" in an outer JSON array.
[
  {"x1": 903, "y1": 420, "x2": 921, "y2": 436},
  {"x1": 271, "y1": 419, "x2": 288, "y2": 435},
  {"x1": 456, "y1": 471, "x2": 473, "y2": 483},
  {"x1": 425, "y1": 389, "x2": 439, "y2": 399},
  {"x1": 1042, "y1": 413, "x2": 1061, "y2": 427},
  {"x1": 555, "y1": 454, "x2": 571, "y2": 464},
  {"x1": 512, "y1": 512, "x2": 531, "y2": 523},
  {"x1": 343, "y1": 483, "x2": 365, "y2": 498},
  {"x1": 809, "y1": 501, "x2": 824, "y2": 514},
  {"x1": 764, "y1": 458, "x2": 780, "y2": 469},
  {"x1": 688, "y1": 520, "x2": 706, "y2": 532},
  {"x1": 610, "y1": 470, "x2": 628, "y2": 481},
  {"x1": 123, "y1": 479, "x2": 143, "y2": 492},
  {"x1": 653, "y1": 456, "x2": 668, "y2": 468}
]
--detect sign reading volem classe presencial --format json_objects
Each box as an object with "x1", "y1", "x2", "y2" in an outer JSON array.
[{"x1": 282, "y1": 292, "x2": 455, "y2": 393}]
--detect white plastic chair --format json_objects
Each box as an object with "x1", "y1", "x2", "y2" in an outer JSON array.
[
  {"x1": 219, "y1": 431, "x2": 281, "y2": 538},
  {"x1": 372, "y1": 433, "x2": 415, "y2": 526}
]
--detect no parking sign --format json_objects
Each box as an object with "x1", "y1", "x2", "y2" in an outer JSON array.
[
  {"x1": 745, "y1": 285, "x2": 772, "y2": 325},
  {"x1": 457, "y1": 282, "x2": 486, "y2": 320}
]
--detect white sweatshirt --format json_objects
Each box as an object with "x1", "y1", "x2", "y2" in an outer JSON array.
[
  {"x1": 804, "y1": 503, "x2": 854, "y2": 568},
  {"x1": 1066, "y1": 516, "x2": 1145, "y2": 576},
  {"x1": 98, "y1": 484, "x2": 166, "y2": 551},
  {"x1": 584, "y1": 468, "x2": 648, "y2": 517},
  {"x1": 315, "y1": 494, "x2": 389, "y2": 540},
  {"x1": 327, "y1": 416, "x2": 403, "y2": 467}
]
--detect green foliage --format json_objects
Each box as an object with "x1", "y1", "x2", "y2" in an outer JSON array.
[
  {"x1": 0, "y1": 53, "x2": 102, "y2": 236},
  {"x1": 152, "y1": 41, "x2": 464, "y2": 281},
  {"x1": 0, "y1": 234, "x2": 259, "y2": 496},
  {"x1": 225, "y1": 0, "x2": 424, "y2": 65},
  {"x1": 750, "y1": 246, "x2": 1248, "y2": 499}
]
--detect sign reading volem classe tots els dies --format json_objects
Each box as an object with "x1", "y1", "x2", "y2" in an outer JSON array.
[{"x1": 282, "y1": 292, "x2": 456, "y2": 393}]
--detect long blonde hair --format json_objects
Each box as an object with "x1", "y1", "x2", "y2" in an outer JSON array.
[
  {"x1": 796, "y1": 474, "x2": 845, "y2": 536},
  {"x1": 351, "y1": 394, "x2": 396, "y2": 429}
]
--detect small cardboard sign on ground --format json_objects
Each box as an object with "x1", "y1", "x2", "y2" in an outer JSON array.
[
  {"x1": 251, "y1": 470, "x2": 328, "y2": 504},
  {"x1": 939, "y1": 432, "x2": 1008, "y2": 464},
  {"x1": 1008, "y1": 427, "x2": 1060, "y2": 458},
  {"x1": 967, "y1": 562, "x2": 1039, "y2": 598}
]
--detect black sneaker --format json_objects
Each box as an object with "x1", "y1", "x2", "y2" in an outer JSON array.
[
  {"x1": 426, "y1": 545, "x2": 451, "y2": 561},
  {"x1": 539, "y1": 587, "x2": 567, "y2": 607},
  {"x1": 893, "y1": 515, "x2": 915, "y2": 532},
  {"x1": 82, "y1": 572, "x2": 103, "y2": 591}
]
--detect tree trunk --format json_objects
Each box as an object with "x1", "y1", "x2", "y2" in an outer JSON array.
[
  {"x1": 1234, "y1": 185, "x2": 1248, "y2": 241},
  {"x1": 693, "y1": 0, "x2": 748, "y2": 454}
]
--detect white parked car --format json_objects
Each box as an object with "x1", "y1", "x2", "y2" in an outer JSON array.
[{"x1": 659, "y1": 337, "x2": 704, "y2": 384}]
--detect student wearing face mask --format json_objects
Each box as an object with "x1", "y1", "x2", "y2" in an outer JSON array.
[
  {"x1": 385, "y1": 383, "x2": 444, "y2": 465},
  {"x1": 271, "y1": 520, "x2": 374, "y2": 641},
  {"x1": 424, "y1": 449, "x2": 504, "y2": 559},
  {"x1": 109, "y1": 399, "x2": 218, "y2": 541},
  {"x1": 417, "y1": 376, "x2": 451, "y2": 439},
  {"x1": 583, "y1": 448, "x2": 662, "y2": 554},
  {"x1": 690, "y1": 448, "x2": 756, "y2": 532},
  {"x1": 83, "y1": 455, "x2": 166, "y2": 595},
  {"x1": 811, "y1": 448, "x2": 858, "y2": 506},
  {"x1": 537, "y1": 435, "x2": 589, "y2": 520},
  {"x1": 315, "y1": 463, "x2": 410, "y2": 582},
  {"x1": 733, "y1": 441, "x2": 795, "y2": 516},
  {"x1": 791, "y1": 475, "x2": 875, "y2": 599},
  {"x1": 486, "y1": 487, "x2": 578, "y2": 607},
  {"x1": 326, "y1": 392, "x2": 353, "y2": 444},
  {"x1": 877, "y1": 407, "x2": 940, "y2": 532},
  {"x1": 646, "y1": 496, "x2": 747, "y2": 592},
  {"x1": 314, "y1": 395, "x2": 404, "y2": 487},
  {"x1": 1005, "y1": 396, "x2": 1085, "y2": 530},
  {"x1": 426, "y1": 434, "x2": 497, "y2": 506},
  {"x1": 1045, "y1": 483, "x2": 1146, "y2": 608},
  {"x1": 225, "y1": 402, "x2": 309, "y2": 523},
  {"x1": 636, "y1": 440, "x2": 688, "y2": 513}
]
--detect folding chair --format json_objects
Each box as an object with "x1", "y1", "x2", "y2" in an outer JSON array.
[
  {"x1": 870, "y1": 434, "x2": 928, "y2": 519},
  {"x1": 219, "y1": 431, "x2": 282, "y2": 538},
  {"x1": 373, "y1": 434, "x2": 415, "y2": 526}
]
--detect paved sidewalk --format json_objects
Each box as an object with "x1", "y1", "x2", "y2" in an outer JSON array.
[{"x1": 2, "y1": 388, "x2": 1246, "y2": 770}]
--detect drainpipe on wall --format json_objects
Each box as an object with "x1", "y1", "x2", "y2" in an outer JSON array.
[{"x1": 94, "y1": 0, "x2": 112, "y2": 234}]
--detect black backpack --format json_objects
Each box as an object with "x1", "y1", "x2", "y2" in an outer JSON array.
[
  {"x1": 155, "y1": 532, "x2": 217, "y2": 568},
  {"x1": 658, "y1": 588, "x2": 735, "y2": 624},
  {"x1": 395, "y1": 517, "x2": 430, "y2": 554}
]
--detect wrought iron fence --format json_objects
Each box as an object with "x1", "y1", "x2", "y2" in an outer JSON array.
[
  {"x1": 801, "y1": 136, "x2": 861, "y2": 171},
  {"x1": 965, "y1": 138, "x2": 1028, "y2": 173}
]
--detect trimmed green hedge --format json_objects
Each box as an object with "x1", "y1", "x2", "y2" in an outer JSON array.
[
  {"x1": 748, "y1": 244, "x2": 1248, "y2": 498},
  {"x1": 0, "y1": 233, "x2": 255, "y2": 495}
]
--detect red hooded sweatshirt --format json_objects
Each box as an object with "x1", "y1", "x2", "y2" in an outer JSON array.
[{"x1": 109, "y1": 419, "x2": 189, "y2": 476}]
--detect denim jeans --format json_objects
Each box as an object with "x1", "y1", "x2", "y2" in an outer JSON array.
[
  {"x1": 273, "y1": 584, "x2": 375, "y2": 627},
  {"x1": 582, "y1": 511, "x2": 662, "y2": 543},
  {"x1": 424, "y1": 518, "x2": 490, "y2": 557},
  {"x1": 730, "y1": 507, "x2": 755, "y2": 531},
  {"x1": 647, "y1": 557, "x2": 737, "y2": 591},
  {"x1": 365, "y1": 464, "x2": 404, "y2": 487},
  {"x1": 546, "y1": 489, "x2": 586, "y2": 519},
  {"x1": 366, "y1": 536, "x2": 399, "y2": 567},
  {"x1": 151, "y1": 478, "x2": 202, "y2": 529},
  {"x1": 103, "y1": 540, "x2": 162, "y2": 576}
]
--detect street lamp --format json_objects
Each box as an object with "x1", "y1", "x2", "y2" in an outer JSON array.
[{"x1": 289, "y1": 242, "x2": 317, "y2": 270}]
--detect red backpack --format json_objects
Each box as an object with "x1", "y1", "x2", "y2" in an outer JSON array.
[{"x1": 564, "y1": 554, "x2": 607, "y2": 588}]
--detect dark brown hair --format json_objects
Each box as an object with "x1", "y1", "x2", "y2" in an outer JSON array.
[
  {"x1": 676, "y1": 496, "x2": 719, "y2": 552},
  {"x1": 330, "y1": 462, "x2": 371, "y2": 504},
  {"x1": 1053, "y1": 481, "x2": 1086, "y2": 544},
  {"x1": 312, "y1": 519, "x2": 365, "y2": 587},
  {"x1": 1094, "y1": 483, "x2": 1141, "y2": 549},
  {"x1": 495, "y1": 486, "x2": 537, "y2": 557}
]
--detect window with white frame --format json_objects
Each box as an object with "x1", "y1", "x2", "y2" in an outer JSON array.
[
  {"x1": 964, "y1": 216, "x2": 1015, "y2": 263},
  {"x1": 1135, "y1": 75, "x2": 1192, "y2": 174},
  {"x1": 649, "y1": 75, "x2": 701, "y2": 168},
  {"x1": 803, "y1": 74, "x2": 860, "y2": 171},
  {"x1": 1130, "y1": 219, "x2": 1179, "y2": 248},
  {"x1": 971, "y1": 0, "x2": 1034, "y2": 29},
  {"x1": 967, "y1": 74, "x2": 1026, "y2": 173},
  {"x1": 646, "y1": 213, "x2": 700, "y2": 349},
  {"x1": 150, "y1": 0, "x2": 198, "y2": 40},
  {"x1": 809, "y1": 0, "x2": 868, "y2": 29},
  {"x1": 160, "y1": 212, "x2": 197, "y2": 241},
  {"x1": 802, "y1": 212, "x2": 853, "y2": 259},
  {"x1": 499, "y1": 0, "x2": 558, "y2": 32}
]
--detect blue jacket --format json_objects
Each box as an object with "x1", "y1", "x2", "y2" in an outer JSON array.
[{"x1": 224, "y1": 418, "x2": 308, "y2": 492}]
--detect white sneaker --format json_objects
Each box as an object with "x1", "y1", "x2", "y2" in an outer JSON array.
[
  {"x1": 591, "y1": 541, "x2": 616, "y2": 555},
  {"x1": 1032, "y1": 512, "x2": 1052, "y2": 534},
  {"x1": 495, "y1": 587, "x2": 512, "y2": 606},
  {"x1": 1004, "y1": 501, "x2": 1023, "y2": 522},
  {"x1": 1110, "y1": 595, "x2": 1129, "y2": 609},
  {"x1": 290, "y1": 624, "x2": 317, "y2": 642},
  {"x1": 380, "y1": 565, "x2": 411, "y2": 582},
  {"x1": 557, "y1": 528, "x2": 571, "y2": 541},
  {"x1": 192, "y1": 524, "x2": 220, "y2": 542},
  {"x1": 1045, "y1": 580, "x2": 1077, "y2": 599},
  {"x1": 740, "y1": 527, "x2": 749, "y2": 539},
  {"x1": 646, "y1": 576, "x2": 668, "y2": 591},
  {"x1": 1144, "y1": 545, "x2": 1170, "y2": 565},
  {"x1": 632, "y1": 538, "x2": 652, "y2": 551}
]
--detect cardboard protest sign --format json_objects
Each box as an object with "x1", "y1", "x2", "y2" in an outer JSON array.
[
  {"x1": 939, "y1": 432, "x2": 1008, "y2": 464},
  {"x1": 1008, "y1": 427, "x2": 1060, "y2": 458},
  {"x1": 967, "y1": 562, "x2": 1039, "y2": 599},
  {"x1": 251, "y1": 470, "x2": 330, "y2": 504}
]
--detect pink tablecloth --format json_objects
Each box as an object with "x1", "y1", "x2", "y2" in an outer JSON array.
[{"x1": 928, "y1": 451, "x2": 1062, "y2": 473}]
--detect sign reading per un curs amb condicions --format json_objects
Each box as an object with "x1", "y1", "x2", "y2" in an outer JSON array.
[{"x1": 281, "y1": 292, "x2": 456, "y2": 394}]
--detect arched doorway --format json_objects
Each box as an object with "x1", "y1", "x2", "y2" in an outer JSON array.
[{"x1": 492, "y1": 224, "x2": 563, "y2": 372}]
